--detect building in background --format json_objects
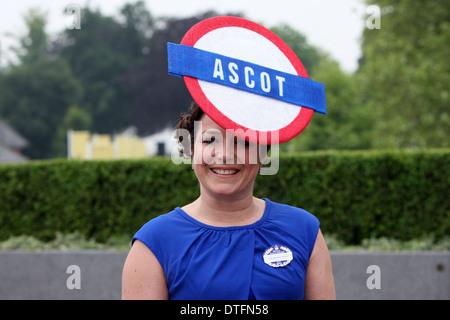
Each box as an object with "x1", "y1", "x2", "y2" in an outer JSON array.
[
  {"x1": 141, "y1": 127, "x2": 177, "y2": 157},
  {"x1": 67, "y1": 127, "x2": 177, "y2": 160},
  {"x1": 0, "y1": 118, "x2": 28, "y2": 163},
  {"x1": 67, "y1": 129, "x2": 146, "y2": 160}
]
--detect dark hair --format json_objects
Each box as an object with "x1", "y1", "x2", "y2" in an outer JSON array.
[
  {"x1": 174, "y1": 101, "x2": 271, "y2": 158},
  {"x1": 174, "y1": 101, "x2": 204, "y2": 157}
]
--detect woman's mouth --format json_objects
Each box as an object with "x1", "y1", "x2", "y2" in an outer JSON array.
[{"x1": 210, "y1": 168, "x2": 240, "y2": 176}]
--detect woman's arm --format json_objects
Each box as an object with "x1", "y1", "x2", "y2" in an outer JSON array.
[
  {"x1": 122, "y1": 240, "x2": 169, "y2": 300},
  {"x1": 304, "y1": 229, "x2": 336, "y2": 300}
]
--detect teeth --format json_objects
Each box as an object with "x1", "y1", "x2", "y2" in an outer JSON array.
[{"x1": 211, "y1": 168, "x2": 238, "y2": 175}]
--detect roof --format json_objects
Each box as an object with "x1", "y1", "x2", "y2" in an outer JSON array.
[
  {"x1": 0, "y1": 118, "x2": 28, "y2": 149},
  {"x1": 0, "y1": 144, "x2": 28, "y2": 163}
]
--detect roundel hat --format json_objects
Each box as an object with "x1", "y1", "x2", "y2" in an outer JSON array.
[{"x1": 168, "y1": 16, "x2": 326, "y2": 145}]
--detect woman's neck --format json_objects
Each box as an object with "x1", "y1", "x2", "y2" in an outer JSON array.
[{"x1": 183, "y1": 191, "x2": 265, "y2": 227}]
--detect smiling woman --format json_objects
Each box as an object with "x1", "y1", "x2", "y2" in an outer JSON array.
[
  {"x1": 122, "y1": 16, "x2": 335, "y2": 300},
  {"x1": 174, "y1": 101, "x2": 272, "y2": 169},
  {"x1": 184, "y1": 105, "x2": 265, "y2": 225},
  {"x1": 122, "y1": 103, "x2": 335, "y2": 300}
]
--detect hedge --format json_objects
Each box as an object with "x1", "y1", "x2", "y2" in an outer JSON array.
[
  {"x1": 0, "y1": 149, "x2": 448, "y2": 244},
  {"x1": 254, "y1": 149, "x2": 449, "y2": 244}
]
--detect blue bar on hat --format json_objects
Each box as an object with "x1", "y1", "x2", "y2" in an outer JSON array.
[{"x1": 167, "y1": 42, "x2": 326, "y2": 114}]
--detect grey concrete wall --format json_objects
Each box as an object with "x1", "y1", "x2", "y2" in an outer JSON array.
[
  {"x1": 0, "y1": 251, "x2": 126, "y2": 300},
  {"x1": 0, "y1": 251, "x2": 448, "y2": 300},
  {"x1": 331, "y1": 251, "x2": 449, "y2": 300}
]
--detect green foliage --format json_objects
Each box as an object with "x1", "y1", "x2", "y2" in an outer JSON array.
[
  {"x1": 57, "y1": 3, "x2": 153, "y2": 134},
  {"x1": 0, "y1": 158, "x2": 199, "y2": 242},
  {"x1": 0, "y1": 232, "x2": 130, "y2": 251},
  {"x1": 359, "y1": 0, "x2": 450, "y2": 148},
  {"x1": 1, "y1": 150, "x2": 448, "y2": 245},
  {"x1": 0, "y1": 9, "x2": 82, "y2": 159},
  {"x1": 324, "y1": 235, "x2": 450, "y2": 252},
  {"x1": 1, "y1": 2, "x2": 448, "y2": 161},
  {"x1": 0, "y1": 2, "x2": 155, "y2": 159},
  {"x1": 10, "y1": 8, "x2": 48, "y2": 65},
  {"x1": 269, "y1": 25, "x2": 376, "y2": 152},
  {"x1": 52, "y1": 106, "x2": 93, "y2": 158},
  {"x1": 2, "y1": 232, "x2": 449, "y2": 251},
  {"x1": 289, "y1": 57, "x2": 375, "y2": 151},
  {"x1": 254, "y1": 149, "x2": 450, "y2": 244},
  {"x1": 269, "y1": 24, "x2": 325, "y2": 75},
  {"x1": 0, "y1": 58, "x2": 82, "y2": 159}
]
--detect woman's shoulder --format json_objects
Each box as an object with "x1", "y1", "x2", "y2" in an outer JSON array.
[
  {"x1": 264, "y1": 198, "x2": 320, "y2": 230},
  {"x1": 134, "y1": 208, "x2": 189, "y2": 237},
  {"x1": 133, "y1": 209, "x2": 182, "y2": 245},
  {"x1": 264, "y1": 199, "x2": 320, "y2": 256},
  {"x1": 266, "y1": 198, "x2": 319, "y2": 220},
  {"x1": 139, "y1": 209, "x2": 179, "y2": 227}
]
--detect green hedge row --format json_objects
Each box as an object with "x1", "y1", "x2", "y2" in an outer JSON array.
[
  {"x1": 1, "y1": 149, "x2": 448, "y2": 244},
  {"x1": 254, "y1": 149, "x2": 449, "y2": 244}
]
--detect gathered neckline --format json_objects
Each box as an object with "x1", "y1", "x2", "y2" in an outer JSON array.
[{"x1": 175, "y1": 198, "x2": 272, "y2": 231}]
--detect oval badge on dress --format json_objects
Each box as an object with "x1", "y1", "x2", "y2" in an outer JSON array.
[{"x1": 263, "y1": 244, "x2": 293, "y2": 268}]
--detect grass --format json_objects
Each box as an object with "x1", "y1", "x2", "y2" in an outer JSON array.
[
  {"x1": 324, "y1": 234, "x2": 450, "y2": 251},
  {"x1": 0, "y1": 232, "x2": 449, "y2": 251},
  {"x1": 0, "y1": 232, "x2": 130, "y2": 251}
]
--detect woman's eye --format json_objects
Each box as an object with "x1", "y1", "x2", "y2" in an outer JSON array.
[
  {"x1": 235, "y1": 137, "x2": 250, "y2": 147},
  {"x1": 203, "y1": 137, "x2": 215, "y2": 144}
]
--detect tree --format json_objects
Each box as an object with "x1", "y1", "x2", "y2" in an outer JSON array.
[
  {"x1": 270, "y1": 24, "x2": 324, "y2": 76},
  {"x1": 52, "y1": 105, "x2": 92, "y2": 157},
  {"x1": 289, "y1": 57, "x2": 374, "y2": 151},
  {"x1": 358, "y1": 0, "x2": 450, "y2": 148},
  {"x1": 0, "y1": 9, "x2": 81, "y2": 159},
  {"x1": 9, "y1": 8, "x2": 48, "y2": 65},
  {"x1": 124, "y1": 11, "x2": 226, "y2": 135},
  {"x1": 271, "y1": 24, "x2": 373, "y2": 152},
  {"x1": 56, "y1": 2, "x2": 153, "y2": 134},
  {"x1": 120, "y1": 0, "x2": 153, "y2": 58}
]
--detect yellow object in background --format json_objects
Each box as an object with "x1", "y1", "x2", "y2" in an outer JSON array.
[
  {"x1": 67, "y1": 130, "x2": 147, "y2": 160},
  {"x1": 67, "y1": 130, "x2": 90, "y2": 160},
  {"x1": 91, "y1": 134, "x2": 114, "y2": 160}
]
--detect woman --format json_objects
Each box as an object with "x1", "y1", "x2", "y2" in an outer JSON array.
[{"x1": 122, "y1": 102, "x2": 335, "y2": 299}]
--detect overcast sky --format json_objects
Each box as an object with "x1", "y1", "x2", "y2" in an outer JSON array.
[{"x1": 0, "y1": 0, "x2": 367, "y2": 72}]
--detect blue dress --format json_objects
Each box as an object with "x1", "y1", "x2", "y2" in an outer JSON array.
[{"x1": 133, "y1": 198, "x2": 320, "y2": 300}]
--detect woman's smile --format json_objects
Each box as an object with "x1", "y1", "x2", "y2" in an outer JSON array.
[{"x1": 210, "y1": 167, "x2": 241, "y2": 176}]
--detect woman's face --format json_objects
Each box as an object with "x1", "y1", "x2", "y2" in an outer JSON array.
[{"x1": 191, "y1": 115, "x2": 263, "y2": 199}]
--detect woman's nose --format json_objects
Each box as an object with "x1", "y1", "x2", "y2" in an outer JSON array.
[{"x1": 214, "y1": 136, "x2": 235, "y2": 164}]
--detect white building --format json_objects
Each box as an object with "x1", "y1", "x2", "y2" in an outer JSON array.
[{"x1": 141, "y1": 127, "x2": 178, "y2": 157}]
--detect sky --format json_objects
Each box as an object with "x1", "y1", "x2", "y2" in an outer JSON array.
[{"x1": 0, "y1": 0, "x2": 368, "y2": 72}]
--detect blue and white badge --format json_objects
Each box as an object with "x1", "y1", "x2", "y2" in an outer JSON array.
[
  {"x1": 167, "y1": 16, "x2": 327, "y2": 145},
  {"x1": 263, "y1": 244, "x2": 293, "y2": 268}
]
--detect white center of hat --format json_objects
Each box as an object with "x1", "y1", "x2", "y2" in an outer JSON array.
[{"x1": 194, "y1": 27, "x2": 301, "y2": 132}]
